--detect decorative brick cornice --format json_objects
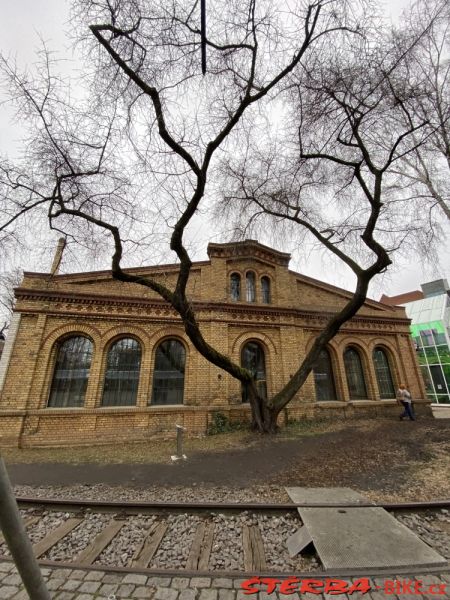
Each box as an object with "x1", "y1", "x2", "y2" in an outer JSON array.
[
  {"x1": 14, "y1": 288, "x2": 411, "y2": 330},
  {"x1": 207, "y1": 240, "x2": 291, "y2": 267}
]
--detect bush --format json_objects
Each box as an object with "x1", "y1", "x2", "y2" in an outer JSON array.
[{"x1": 207, "y1": 411, "x2": 244, "y2": 435}]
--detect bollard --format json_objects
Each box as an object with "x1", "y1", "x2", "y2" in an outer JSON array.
[
  {"x1": 0, "y1": 456, "x2": 51, "y2": 599},
  {"x1": 171, "y1": 424, "x2": 187, "y2": 461}
]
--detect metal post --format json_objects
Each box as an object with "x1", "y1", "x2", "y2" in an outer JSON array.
[
  {"x1": 171, "y1": 425, "x2": 187, "y2": 461},
  {"x1": 0, "y1": 456, "x2": 51, "y2": 600}
]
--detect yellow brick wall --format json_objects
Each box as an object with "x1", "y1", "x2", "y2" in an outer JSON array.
[{"x1": 0, "y1": 242, "x2": 429, "y2": 447}]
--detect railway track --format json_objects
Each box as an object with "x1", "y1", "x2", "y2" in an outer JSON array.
[{"x1": 0, "y1": 497, "x2": 449, "y2": 578}]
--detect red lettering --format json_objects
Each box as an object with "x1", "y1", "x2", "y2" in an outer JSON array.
[
  {"x1": 279, "y1": 578, "x2": 300, "y2": 594},
  {"x1": 241, "y1": 577, "x2": 261, "y2": 594},
  {"x1": 260, "y1": 578, "x2": 282, "y2": 594},
  {"x1": 324, "y1": 579, "x2": 350, "y2": 595},
  {"x1": 413, "y1": 581, "x2": 423, "y2": 594},
  {"x1": 401, "y1": 580, "x2": 413, "y2": 594},
  {"x1": 347, "y1": 578, "x2": 372, "y2": 595},
  {"x1": 299, "y1": 579, "x2": 324, "y2": 594}
]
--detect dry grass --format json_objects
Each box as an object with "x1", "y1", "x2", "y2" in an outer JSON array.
[{"x1": 1, "y1": 419, "x2": 333, "y2": 465}]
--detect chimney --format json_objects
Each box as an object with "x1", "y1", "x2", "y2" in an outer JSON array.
[{"x1": 50, "y1": 238, "x2": 66, "y2": 275}]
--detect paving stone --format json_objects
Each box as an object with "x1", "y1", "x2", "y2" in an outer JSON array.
[
  {"x1": 440, "y1": 573, "x2": 450, "y2": 583},
  {"x1": 134, "y1": 586, "x2": 155, "y2": 598},
  {"x1": 78, "y1": 580, "x2": 102, "y2": 594},
  {"x1": 179, "y1": 590, "x2": 198, "y2": 600},
  {"x1": 256, "y1": 594, "x2": 279, "y2": 600},
  {"x1": 51, "y1": 568, "x2": 74, "y2": 579},
  {"x1": 84, "y1": 570, "x2": 105, "y2": 581},
  {"x1": 99, "y1": 583, "x2": 120, "y2": 596},
  {"x1": 2, "y1": 588, "x2": 19, "y2": 600},
  {"x1": 56, "y1": 593, "x2": 76, "y2": 600},
  {"x1": 172, "y1": 577, "x2": 190, "y2": 589},
  {"x1": 147, "y1": 577, "x2": 172, "y2": 587},
  {"x1": 74, "y1": 595, "x2": 95, "y2": 600},
  {"x1": 61, "y1": 579, "x2": 82, "y2": 592},
  {"x1": 12, "y1": 591, "x2": 30, "y2": 600},
  {"x1": 40, "y1": 567, "x2": 52, "y2": 576},
  {"x1": 233, "y1": 580, "x2": 248, "y2": 590},
  {"x1": 123, "y1": 573, "x2": 148, "y2": 585},
  {"x1": 199, "y1": 590, "x2": 218, "y2": 600},
  {"x1": 116, "y1": 583, "x2": 137, "y2": 597},
  {"x1": 236, "y1": 592, "x2": 253, "y2": 600},
  {"x1": 103, "y1": 573, "x2": 126, "y2": 584},
  {"x1": 3, "y1": 574, "x2": 22, "y2": 586},
  {"x1": 154, "y1": 587, "x2": 179, "y2": 600},
  {"x1": 47, "y1": 578, "x2": 67, "y2": 591},
  {"x1": 70, "y1": 570, "x2": 87, "y2": 580},
  {"x1": 212, "y1": 579, "x2": 233, "y2": 589},
  {"x1": 0, "y1": 562, "x2": 15, "y2": 573},
  {"x1": 190, "y1": 578, "x2": 211, "y2": 589},
  {"x1": 218, "y1": 591, "x2": 236, "y2": 600}
]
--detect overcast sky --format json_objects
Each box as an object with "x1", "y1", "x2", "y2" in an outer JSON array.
[{"x1": 0, "y1": 0, "x2": 449, "y2": 301}]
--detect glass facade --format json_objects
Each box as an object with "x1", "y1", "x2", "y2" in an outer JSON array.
[{"x1": 404, "y1": 294, "x2": 450, "y2": 404}]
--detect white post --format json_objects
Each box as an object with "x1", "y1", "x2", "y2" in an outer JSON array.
[{"x1": 171, "y1": 424, "x2": 187, "y2": 461}]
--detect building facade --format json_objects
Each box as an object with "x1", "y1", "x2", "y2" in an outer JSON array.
[
  {"x1": 382, "y1": 279, "x2": 450, "y2": 405},
  {"x1": 0, "y1": 240, "x2": 429, "y2": 447}
]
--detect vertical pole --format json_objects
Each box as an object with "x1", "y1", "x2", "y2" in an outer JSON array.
[
  {"x1": 200, "y1": 0, "x2": 207, "y2": 75},
  {"x1": 0, "y1": 456, "x2": 51, "y2": 600},
  {"x1": 176, "y1": 425, "x2": 184, "y2": 458}
]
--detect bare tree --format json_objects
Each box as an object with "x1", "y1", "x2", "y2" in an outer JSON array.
[
  {"x1": 388, "y1": 0, "x2": 450, "y2": 221},
  {"x1": 0, "y1": 0, "x2": 436, "y2": 432},
  {"x1": 218, "y1": 10, "x2": 435, "y2": 426}
]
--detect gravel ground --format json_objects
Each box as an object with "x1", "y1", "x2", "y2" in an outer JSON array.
[
  {"x1": 210, "y1": 514, "x2": 243, "y2": 571},
  {"x1": 43, "y1": 511, "x2": 111, "y2": 562},
  {"x1": 94, "y1": 514, "x2": 157, "y2": 567},
  {"x1": 394, "y1": 509, "x2": 450, "y2": 560},
  {"x1": 150, "y1": 513, "x2": 202, "y2": 569}
]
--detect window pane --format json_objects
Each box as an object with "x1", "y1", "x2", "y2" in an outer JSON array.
[
  {"x1": 241, "y1": 342, "x2": 267, "y2": 402},
  {"x1": 246, "y1": 272, "x2": 256, "y2": 302},
  {"x1": 344, "y1": 347, "x2": 367, "y2": 400},
  {"x1": 425, "y1": 347, "x2": 439, "y2": 364},
  {"x1": 102, "y1": 338, "x2": 141, "y2": 407},
  {"x1": 430, "y1": 365, "x2": 448, "y2": 394},
  {"x1": 313, "y1": 348, "x2": 337, "y2": 401},
  {"x1": 437, "y1": 346, "x2": 450, "y2": 364},
  {"x1": 261, "y1": 277, "x2": 271, "y2": 304},
  {"x1": 230, "y1": 273, "x2": 241, "y2": 301},
  {"x1": 151, "y1": 339, "x2": 185, "y2": 405},
  {"x1": 48, "y1": 336, "x2": 93, "y2": 408},
  {"x1": 373, "y1": 347, "x2": 395, "y2": 399},
  {"x1": 421, "y1": 366, "x2": 435, "y2": 394}
]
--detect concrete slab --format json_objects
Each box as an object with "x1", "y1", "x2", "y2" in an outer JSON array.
[
  {"x1": 286, "y1": 487, "x2": 371, "y2": 505},
  {"x1": 286, "y1": 526, "x2": 313, "y2": 558},
  {"x1": 286, "y1": 488, "x2": 447, "y2": 572}
]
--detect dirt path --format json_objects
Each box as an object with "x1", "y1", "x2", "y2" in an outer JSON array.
[{"x1": 6, "y1": 418, "x2": 450, "y2": 501}]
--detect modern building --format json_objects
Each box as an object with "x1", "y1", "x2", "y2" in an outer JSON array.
[
  {"x1": 0, "y1": 240, "x2": 429, "y2": 447},
  {"x1": 381, "y1": 279, "x2": 450, "y2": 405}
]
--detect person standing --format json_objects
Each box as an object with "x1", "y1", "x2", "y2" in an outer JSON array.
[{"x1": 397, "y1": 384, "x2": 415, "y2": 421}]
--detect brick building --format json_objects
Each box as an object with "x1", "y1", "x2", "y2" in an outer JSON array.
[{"x1": 0, "y1": 240, "x2": 429, "y2": 447}]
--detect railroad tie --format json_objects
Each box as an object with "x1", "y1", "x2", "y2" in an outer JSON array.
[
  {"x1": 75, "y1": 520, "x2": 124, "y2": 566},
  {"x1": 242, "y1": 524, "x2": 266, "y2": 572},
  {"x1": 186, "y1": 521, "x2": 214, "y2": 571},
  {"x1": 132, "y1": 521, "x2": 168, "y2": 568},
  {"x1": 33, "y1": 518, "x2": 83, "y2": 558}
]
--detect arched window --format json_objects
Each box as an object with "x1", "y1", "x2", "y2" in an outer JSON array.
[
  {"x1": 261, "y1": 276, "x2": 271, "y2": 304},
  {"x1": 48, "y1": 336, "x2": 93, "y2": 408},
  {"x1": 241, "y1": 341, "x2": 267, "y2": 402},
  {"x1": 344, "y1": 347, "x2": 368, "y2": 400},
  {"x1": 102, "y1": 338, "x2": 142, "y2": 406},
  {"x1": 151, "y1": 339, "x2": 186, "y2": 405},
  {"x1": 230, "y1": 273, "x2": 241, "y2": 301},
  {"x1": 246, "y1": 271, "x2": 256, "y2": 302},
  {"x1": 373, "y1": 347, "x2": 395, "y2": 398},
  {"x1": 313, "y1": 348, "x2": 337, "y2": 401}
]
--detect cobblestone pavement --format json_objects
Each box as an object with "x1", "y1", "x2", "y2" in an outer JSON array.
[{"x1": 1, "y1": 561, "x2": 450, "y2": 599}]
